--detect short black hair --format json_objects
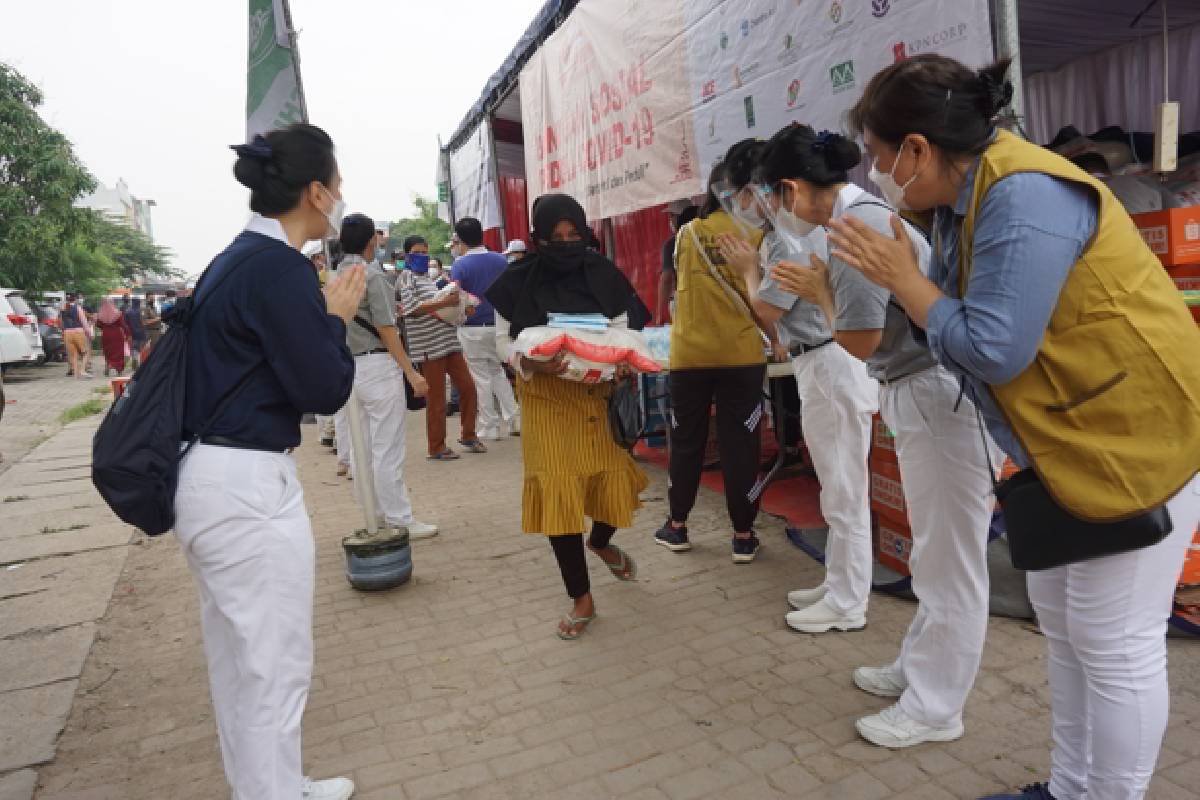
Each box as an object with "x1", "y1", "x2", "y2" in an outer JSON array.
[
  {"x1": 677, "y1": 205, "x2": 700, "y2": 229},
  {"x1": 339, "y1": 213, "x2": 376, "y2": 256},
  {"x1": 403, "y1": 235, "x2": 427, "y2": 254},
  {"x1": 454, "y1": 217, "x2": 484, "y2": 247},
  {"x1": 233, "y1": 123, "x2": 337, "y2": 215},
  {"x1": 723, "y1": 139, "x2": 765, "y2": 189}
]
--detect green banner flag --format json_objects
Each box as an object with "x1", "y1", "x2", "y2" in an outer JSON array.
[{"x1": 246, "y1": 0, "x2": 306, "y2": 140}]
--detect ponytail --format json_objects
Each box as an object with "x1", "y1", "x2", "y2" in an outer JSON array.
[{"x1": 755, "y1": 123, "x2": 861, "y2": 188}]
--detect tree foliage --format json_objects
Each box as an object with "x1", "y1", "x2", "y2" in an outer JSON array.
[
  {"x1": 0, "y1": 62, "x2": 175, "y2": 294},
  {"x1": 385, "y1": 195, "x2": 453, "y2": 264}
]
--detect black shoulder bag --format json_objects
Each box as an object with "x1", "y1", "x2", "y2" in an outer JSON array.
[
  {"x1": 974, "y1": 403, "x2": 1172, "y2": 571},
  {"x1": 607, "y1": 375, "x2": 643, "y2": 450}
]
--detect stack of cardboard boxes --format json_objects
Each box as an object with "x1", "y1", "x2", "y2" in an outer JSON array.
[
  {"x1": 1132, "y1": 207, "x2": 1200, "y2": 323},
  {"x1": 869, "y1": 415, "x2": 913, "y2": 576}
]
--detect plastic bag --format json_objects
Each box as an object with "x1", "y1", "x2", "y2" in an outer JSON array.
[
  {"x1": 512, "y1": 325, "x2": 662, "y2": 384},
  {"x1": 607, "y1": 376, "x2": 642, "y2": 449},
  {"x1": 431, "y1": 283, "x2": 479, "y2": 326}
]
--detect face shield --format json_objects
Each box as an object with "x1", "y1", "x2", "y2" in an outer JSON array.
[
  {"x1": 713, "y1": 180, "x2": 769, "y2": 239},
  {"x1": 746, "y1": 181, "x2": 826, "y2": 265}
]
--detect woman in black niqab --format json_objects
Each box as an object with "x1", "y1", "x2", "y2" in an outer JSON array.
[{"x1": 485, "y1": 192, "x2": 649, "y2": 642}]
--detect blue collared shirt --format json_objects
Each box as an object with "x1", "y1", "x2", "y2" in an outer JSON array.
[
  {"x1": 451, "y1": 247, "x2": 509, "y2": 326},
  {"x1": 923, "y1": 164, "x2": 1098, "y2": 467}
]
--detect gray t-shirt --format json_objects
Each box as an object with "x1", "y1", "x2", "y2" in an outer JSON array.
[
  {"x1": 836, "y1": 189, "x2": 936, "y2": 382},
  {"x1": 757, "y1": 229, "x2": 832, "y2": 347},
  {"x1": 342, "y1": 258, "x2": 397, "y2": 355}
]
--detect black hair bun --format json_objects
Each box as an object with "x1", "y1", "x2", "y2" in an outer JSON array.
[
  {"x1": 233, "y1": 156, "x2": 267, "y2": 192},
  {"x1": 823, "y1": 134, "x2": 862, "y2": 172},
  {"x1": 976, "y1": 63, "x2": 1014, "y2": 119}
]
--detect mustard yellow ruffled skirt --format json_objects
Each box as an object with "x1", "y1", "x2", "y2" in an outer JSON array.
[{"x1": 518, "y1": 373, "x2": 649, "y2": 536}]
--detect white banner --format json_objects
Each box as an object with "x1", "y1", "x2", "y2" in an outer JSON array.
[
  {"x1": 687, "y1": 0, "x2": 994, "y2": 183},
  {"x1": 519, "y1": 0, "x2": 703, "y2": 221},
  {"x1": 448, "y1": 121, "x2": 502, "y2": 229},
  {"x1": 516, "y1": 0, "x2": 992, "y2": 218}
]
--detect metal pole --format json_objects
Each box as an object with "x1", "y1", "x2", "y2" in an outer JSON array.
[
  {"x1": 344, "y1": 388, "x2": 379, "y2": 537},
  {"x1": 1162, "y1": 0, "x2": 1170, "y2": 101},
  {"x1": 993, "y1": 0, "x2": 1026, "y2": 134}
]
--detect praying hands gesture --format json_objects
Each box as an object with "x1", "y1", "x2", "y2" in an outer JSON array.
[
  {"x1": 826, "y1": 214, "x2": 944, "y2": 327},
  {"x1": 771, "y1": 253, "x2": 836, "y2": 327}
]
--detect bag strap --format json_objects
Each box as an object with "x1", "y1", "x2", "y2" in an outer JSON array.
[
  {"x1": 353, "y1": 314, "x2": 381, "y2": 339},
  {"x1": 686, "y1": 222, "x2": 759, "y2": 325}
]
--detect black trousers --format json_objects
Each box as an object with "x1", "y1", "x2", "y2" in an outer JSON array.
[
  {"x1": 549, "y1": 522, "x2": 617, "y2": 599},
  {"x1": 667, "y1": 365, "x2": 766, "y2": 533}
]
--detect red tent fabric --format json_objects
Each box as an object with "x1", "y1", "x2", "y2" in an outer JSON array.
[{"x1": 611, "y1": 204, "x2": 672, "y2": 315}]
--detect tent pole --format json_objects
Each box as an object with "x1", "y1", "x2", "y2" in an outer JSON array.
[{"x1": 994, "y1": 0, "x2": 1026, "y2": 136}]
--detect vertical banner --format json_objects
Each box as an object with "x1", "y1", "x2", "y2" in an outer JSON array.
[
  {"x1": 520, "y1": 0, "x2": 703, "y2": 221},
  {"x1": 448, "y1": 121, "x2": 502, "y2": 229},
  {"x1": 246, "y1": 0, "x2": 305, "y2": 140}
]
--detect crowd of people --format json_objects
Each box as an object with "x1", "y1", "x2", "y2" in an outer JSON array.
[
  {"x1": 166, "y1": 53, "x2": 1199, "y2": 800},
  {"x1": 57, "y1": 290, "x2": 174, "y2": 379}
]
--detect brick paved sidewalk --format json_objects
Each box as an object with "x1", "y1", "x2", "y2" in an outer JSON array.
[
  {"x1": 0, "y1": 367, "x2": 102, "y2": 477},
  {"x1": 31, "y1": 412, "x2": 1200, "y2": 799}
]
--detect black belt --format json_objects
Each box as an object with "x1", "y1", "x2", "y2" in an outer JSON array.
[
  {"x1": 789, "y1": 338, "x2": 834, "y2": 357},
  {"x1": 354, "y1": 348, "x2": 389, "y2": 357},
  {"x1": 194, "y1": 435, "x2": 290, "y2": 454}
]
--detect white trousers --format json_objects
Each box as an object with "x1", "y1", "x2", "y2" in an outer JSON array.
[
  {"x1": 174, "y1": 444, "x2": 314, "y2": 800},
  {"x1": 1033, "y1": 473, "x2": 1200, "y2": 800},
  {"x1": 354, "y1": 353, "x2": 412, "y2": 526},
  {"x1": 881, "y1": 366, "x2": 1001, "y2": 726},
  {"x1": 457, "y1": 326, "x2": 518, "y2": 436},
  {"x1": 333, "y1": 404, "x2": 352, "y2": 469},
  {"x1": 792, "y1": 343, "x2": 879, "y2": 614}
]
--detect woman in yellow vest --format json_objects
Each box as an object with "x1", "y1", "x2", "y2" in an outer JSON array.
[
  {"x1": 787, "y1": 54, "x2": 1200, "y2": 800},
  {"x1": 656, "y1": 152, "x2": 771, "y2": 564}
]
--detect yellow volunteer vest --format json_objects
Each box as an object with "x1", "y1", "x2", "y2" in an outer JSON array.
[
  {"x1": 959, "y1": 130, "x2": 1200, "y2": 521},
  {"x1": 670, "y1": 211, "x2": 766, "y2": 370}
]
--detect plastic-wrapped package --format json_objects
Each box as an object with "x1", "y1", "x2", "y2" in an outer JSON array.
[
  {"x1": 431, "y1": 283, "x2": 479, "y2": 326},
  {"x1": 512, "y1": 325, "x2": 662, "y2": 383}
]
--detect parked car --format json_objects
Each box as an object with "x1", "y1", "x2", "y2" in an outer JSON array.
[
  {"x1": 34, "y1": 303, "x2": 66, "y2": 364},
  {"x1": 1, "y1": 290, "x2": 44, "y2": 364},
  {"x1": 0, "y1": 291, "x2": 36, "y2": 372}
]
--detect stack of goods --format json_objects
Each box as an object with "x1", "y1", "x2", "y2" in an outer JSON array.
[
  {"x1": 512, "y1": 314, "x2": 661, "y2": 384},
  {"x1": 868, "y1": 415, "x2": 912, "y2": 576}
]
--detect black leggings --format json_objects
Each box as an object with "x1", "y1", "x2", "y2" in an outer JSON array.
[
  {"x1": 549, "y1": 522, "x2": 617, "y2": 599},
  {"x1": 667, "y1": 365, "x2": 766, "y2": 533}
]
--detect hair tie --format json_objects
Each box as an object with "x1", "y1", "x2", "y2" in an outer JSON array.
[
  {"x1": 811, "y1": 130, "x2": 835, "y2": 153},
  {"x1": 230, "y1": 133, "x2": 273, "y2": 161}
]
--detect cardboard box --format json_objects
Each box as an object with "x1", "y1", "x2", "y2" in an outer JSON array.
[
  {"x1": 1168, "y1": 264, "x2": 1200, "y2": 323},
  {"x1": 1131, "y1": 207, "x2": 1200, "y2": 267},
  {"x1": 1180, "y1": 524, "x2": 1200, "y2": 587},
  {"x1": 870, "y1": 459, "x2": 908, "y2": 525},
  {"x1": 878, "y1": 516, "x2": 913, "y2": 576},
  {"x1": 870, "y1": 415, "x2": 898, "y2": 468}
]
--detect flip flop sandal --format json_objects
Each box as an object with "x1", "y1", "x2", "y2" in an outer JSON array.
[
  {"x1": 427, "y1": 449, "x2": 461, "y2": 461},
  {"x1": 458, "y1": 439, "x2": 489, "y2": 454},
  {"x1": 598, "y1": 545, "x2": 637, "y2": 581},
  {"x1": 557, "y1": 613, "x2": 596, "y2": 641}
]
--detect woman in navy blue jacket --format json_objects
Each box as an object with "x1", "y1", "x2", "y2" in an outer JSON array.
[{"x1": 174, "y1": 124, "x2": 365, "y2": 800}]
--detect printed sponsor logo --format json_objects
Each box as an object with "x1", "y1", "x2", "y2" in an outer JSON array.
[
  {"x1": 822, "y1": 0, "x2": 857, "y2": 41},
  {"x1": 720, "y1": 31, "x2": 729, "y2": 50},
  {"x1": 741, "y1": 18, "x2": 751, "y2": 37},
  {"x1": 778, "y1": 31, "x2": 801, "y2": 65},
  {"x1": 1140, "y1": 226, "x2": 1169, "y2": 255},
  {"x1": 733, "y1": 61, "x2": 761, "y2": 89},
  {"x1": 872, "y1": 0, "x2": 892, "y2": 17},
  {"x1": 829, "y1": 0, "x2": 843, "y2": 23},
  {"x1": 701, "y1": 79, "x2": 717, "y2": 103},
  {"x1": 894, "y1": 22, "x2": 970, "y2": 61},
  {"x1": 744, "y1": 95, "x2": 757, "y2": 128},
  {"x1": 784, "y1": 33, "x2": 794, "y2": 50},
  {"x1": 787, "y1": 79, "x2": 803, "y2": 108},
  {"x1": 830, "y1": 59, "x2": 856, "y2": 93}
]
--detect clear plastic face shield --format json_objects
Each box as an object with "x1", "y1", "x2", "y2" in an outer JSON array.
[
  {"x1": 714, "y1": 180, "x2": 770, "y2": 239},
  {"x1": 746, "y1": 181, "x2": 825, "y2": 264}
]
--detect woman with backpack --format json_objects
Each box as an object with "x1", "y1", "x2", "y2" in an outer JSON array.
[{"x1": 173, "y1": 123, "x2": 365, "y2": 800}]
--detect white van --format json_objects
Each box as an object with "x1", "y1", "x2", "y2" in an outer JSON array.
[{"x1": 0, "y1": 289, "x2": 44, "y2": 367}]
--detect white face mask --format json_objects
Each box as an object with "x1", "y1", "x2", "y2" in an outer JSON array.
[
  {"x1": 778, "y1": 182, "x2": 818, "y2": 237},
  {"x1": 320, "y1": 186, "x2": 346, "y2": 239},
  {"x1": 429, "y1": 267, "x2": 441, "y2": 280},
  {"x1": 869, "y1": 141, "x2": 920, "y2": 211}
]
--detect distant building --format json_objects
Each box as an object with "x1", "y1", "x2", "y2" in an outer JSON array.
[{"x1": 76, "y1": 179, "x2": 156, "y2": 241}]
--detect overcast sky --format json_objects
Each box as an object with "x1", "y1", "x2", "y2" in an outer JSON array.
[{"x1": 1, "y1": 0, "x2": 545, "y2": 277}]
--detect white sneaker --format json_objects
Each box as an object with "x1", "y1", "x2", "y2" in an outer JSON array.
[
  {"x1": 853, "y1": 665, "x2": 907, "y2": 698},
  {"x1": 480, "y1": 427, "x2": 502, "y2": 442},
  {"x1": 855, "y1": 704, "x2": 963, "y2": 749},
  {"x1": 785, "y1": 597, "x2": 866, "y2": 634},
  {"x1": 406, "y1": 521, "x2": 440, "y2": 540},
  {"x1": 302, "y1": 775, "x2": 355, "y2": 799},
  {"x1": 787, "y1": 583, "x2": 827, "y2": 610}
]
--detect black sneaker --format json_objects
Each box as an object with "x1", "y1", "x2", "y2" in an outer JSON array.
[
  {"x1": 732, "y1": 534, "x2": 761, "y2": 564},
  {"x1": 654, "y1": 520, "x2": 692, "y2": 552}
]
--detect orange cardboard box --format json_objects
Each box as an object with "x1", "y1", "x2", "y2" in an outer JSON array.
[
  {"x1": 870, "y1": 459, "x2": 908, "y2": 526},
  {"x1": 878, "y1": 516, "x2": 913, "y2": 576},
  {"x1": 1132, "y1": 207, "x2": 1200, "y2": 267},
  {"x1": 1180, "y1": 525, "x2": 1200, "y2": 587},
  {"x1": 870, "y1": 415, "x2": 898, "y2": 468}
]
